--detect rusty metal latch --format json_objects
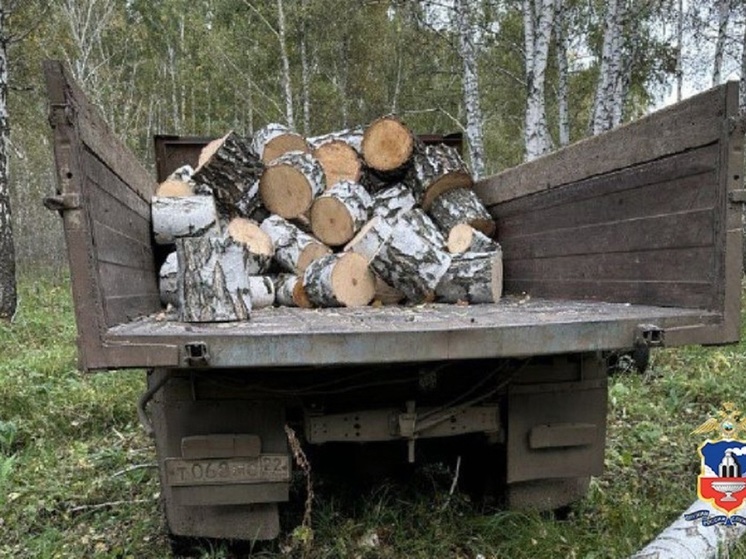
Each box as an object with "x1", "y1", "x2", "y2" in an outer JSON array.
[
  {"x1": 184, "y1": 342, "x2": 210, "y2": 367},
  {"x1": 43, "y1": 193, "x2": 80, "y2": 212},
  {"x1": 635, "y1": 324, "x2": 664, "y2": 347}
]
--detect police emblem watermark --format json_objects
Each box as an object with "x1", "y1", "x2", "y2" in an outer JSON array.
[{"x1": 686, "y1": 402, "x2": 746, "y2": 526}]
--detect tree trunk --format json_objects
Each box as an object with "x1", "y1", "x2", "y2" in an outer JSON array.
[
  {"x1": 277, "y1": 0, "x2": 294, "y2": 129},
  {"x1": 260, "y1": 214, "x2": 331, "y2": 273},
  {"x1": 555, "y1": 0, "x2": 570, "y2": 147},
  {"x1": 676, "y1": 0, "x2": 684, "y2": 102},
  {"x1": 591, "y1": 0, "x2": 625, "y2": 135},
  {"x1": 300, "y1": 0, "x2": 311, "y2": 136},
  {"x1": 455, "y1": 0, "x2": 486, "y2": 179},
  {"x1": 302, "y1": 252, "x2": 375, "y2": 307},
  {"x1": 247, "y1": 276, "x2": 276, "y2": 309},
  {"x1": 259, "y1": 151, "x2": 325, "y2": 219},
  {"x1": 713, "y1": 0, "x2": 732, "y2": 87},
  {"x1": 741, "y1": 1, "x2": 746, "y2": 113},
  {"x1": 310, "y1": 180, "x2": 372, "y2": 246},
  {"x1": 369, "y1": 209, "x2": 451, "y2": 303},
  {"x1": 523, "y1": 0, "x2": 556, "y2": 160},
  {"x1": 0, "y1": 7, "x2": 15, "y2": 320}
]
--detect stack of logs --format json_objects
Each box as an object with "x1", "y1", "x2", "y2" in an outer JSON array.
[{"x1": 153, "y1": 117, "x2": 503, "y2": 322}]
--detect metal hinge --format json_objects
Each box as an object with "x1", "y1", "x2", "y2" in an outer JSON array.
[
  {"x1": 729, "y1": 190, "x2": 746, "y2": 204},
  {"x1": 43, "y1": 193, "x2": 80, "y2": 212}
]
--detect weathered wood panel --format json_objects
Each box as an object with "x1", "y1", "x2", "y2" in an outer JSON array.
[{"x1": 475, "y1": 85, "x2": 726, "y2": 206}]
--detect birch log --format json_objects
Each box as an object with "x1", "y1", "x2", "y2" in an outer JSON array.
[
  {"x1": 303, "y1": 252, "x2": 376, "y2": 308},
  {"x1": 235, "y1": 180, "x2": 270, "y2": 223},
  {"x1": 411, "y1": 143, "x2": 473, "y2": 210},
  {"x1": 224, "y1": 217, "x2": 274, "y2": 274},
  {"x1": 152, "y1": 195, "x2": 219, "y2": 245},
  {"x1": 260, "y1": 214, "x2": 331, "y2": 273},
  {"x1": 429, "y1": 188, "x2": 495, "y2": 237},
  {"x1": 252, "y1": 123, "x2": 309, "y2": 163},
  {"x1": 259, "y1": 151, "x2": 326, "y2": 218},
  {"x1": 370, "y1": 209, "x2": 452, "y2": 303},
  {"x1": 309, "y1": 128, "x2": 364, "y2": 187},
  {"x1": 192, "y1": 131, "x2": 264, "y2": 216},
  {"x1": 361, "y1": 116, "x2": 414, "y2": 174},
  {"x1": 370, "y1": 183, "x2": 416, "y2": 222},
  {"x1": 176, "y1": 237, "x2": 253, "y2": 322},
  {"x1": 247, "y1": 276, "x2": 276, "y2": 309},
  {"x1": 310, "y1": 180, "x2": 372, "y2": 246},
  {"x1": 274, "y1": 274, "x2": 301, "y2": 307},
  {"x1": 344, "y1": 217, "x2": 404, "y2": 305},
  {"x1": 448, "y1": 224, "x2": 500, "y2": 254},
  {"x1": 156, "y1": 164, "x2": 196, "y2": 197},
  {"x1": 159, "y1": 251, "x2": 178, "y2": 307},
  {"x1": 435, "y1": 251, "x2": 503, "y2": 304}
]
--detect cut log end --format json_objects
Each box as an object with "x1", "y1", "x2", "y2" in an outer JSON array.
[
  {"x1": 297, "y1": 242, "x2": 332, "y2": 273},
  {"x1": 263, "y1": 134, "x2": 309, "y2": 163},
  {"x1": 310, "y1": 197, "x2": 354, "y2": 246},
  {"x1": 448, "y1": 223, "x2": 499, "y2": 254},
  {"x1": 156, "y1": 179, "x2": 195, "y2": 198},
  {"x1": 421, "y1": 172, "x2": 473, "y2": 210},
  {"x1": 226, "y1": 217, "x2": 274, "y2": 257},
  {"x1": 313, "y1": 140, "x2": 362, "y2": 187},
  {"x1": 332, "y1": 252, "x2": 376, "y2": 307},
  {"x1": 260, "y1": 165, "x2": 315, "y2": 218},
  {"x1": 362, "y1": 117, "x2": 414, "y2": 172},
  {"x1": 293, "y1": 280, "x2": 314, "y2": 308}
]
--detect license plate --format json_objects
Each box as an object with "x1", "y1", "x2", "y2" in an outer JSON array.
[{"x1": 165, "y1": 454, "x2": 291, "y2": 486}]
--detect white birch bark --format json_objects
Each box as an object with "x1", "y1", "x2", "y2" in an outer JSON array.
[
  {"x1": 455, "y1": 0, "x2": 486, "y2": 179},
  {"x1": 555, "y1": 0, "x2": 570, "y2": 147},
  {"x1": 741, "y1": 2, "x2": 746, "y2": 113},
  {"x1": 300, "y1": 0, "x2": 311, "y2": 136},
  {"x1": 713, "y1": 0, "x2": 732, "y2": 87},
  {"x1": 591, "y1": 0, "x2": 625, "y2": 135},
  {"x1": 0, "y1": 5, "x2": 14, "y2": 319},
  {"x1": 523, "y1": 0, "x2": 557, "y2": 160},
  {"x1": 676, "y1": 0, "x2": 684, "y2": 102},
  {"x1": 276, "y1": 0, "x2": 294, "y2": 129}
]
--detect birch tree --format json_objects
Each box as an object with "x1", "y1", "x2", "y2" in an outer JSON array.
[
  {"x1": 523, "y1": 0, "x2": 557, "y2": 160},
  {"x1": 455, "y1": 0, "x2": 485, "y2": 178},
  {"x1": 712, "y1": 0, "x2": 732, "y2": 86},
  {"x1": 554, "y1": 0, "x2": 569, "y2": 147},
  {"x1": 591, "y1": 0, "x2": 626, "y2": 135},
  {"x1": 0, "y1": 2, "x2": 13, "y2": 319}
]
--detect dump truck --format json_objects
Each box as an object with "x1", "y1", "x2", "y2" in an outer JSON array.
[{"x1": 43, "y1": 59, "x2": 744, "y2": 542}]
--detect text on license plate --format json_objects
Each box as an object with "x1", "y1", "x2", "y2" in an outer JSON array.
[{"x1": 165, "y1": 455, "x2": 291, "y2": 486}]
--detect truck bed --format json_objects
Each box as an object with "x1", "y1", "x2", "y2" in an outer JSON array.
[
  {"x1": 107, "y1": 297, "x2": 719, "y2": 367},
  {"x1": 44, "y1": 60, "x2": 744, "y2": 371}
]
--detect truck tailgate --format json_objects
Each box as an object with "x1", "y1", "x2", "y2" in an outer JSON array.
[{"x1": 44, "y1": 60, "x2": 742, "y2": 372}]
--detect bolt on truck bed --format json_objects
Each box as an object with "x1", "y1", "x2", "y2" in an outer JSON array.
[{"x1": 43, "y1": 59, "x2": 743, "y2": 372}]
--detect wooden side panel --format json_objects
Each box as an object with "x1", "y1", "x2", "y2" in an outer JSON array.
[
  {"x1": 478, "y1": 82, "x2": 743, "y2": 345},
  {"x1": 45, "y1": 60, "x2": 177, "y2": 371}
]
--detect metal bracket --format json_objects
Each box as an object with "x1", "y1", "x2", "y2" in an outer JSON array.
[
  {"x1": 184, "y1": 342, "x2": 210, "y2": 367},
  {"x1": 635, "y1": 324, "x2": 664, "y2": 347},
  {"x1": 43, "y1": 193, "x2": 80, "y2": 212},
  {"x1": 729, "y1": 190, "x2": 746, "y2": 204}
]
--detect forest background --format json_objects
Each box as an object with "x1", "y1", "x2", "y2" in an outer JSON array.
[{"x1": 0, "y1": 0, "x2": 744, "y2": 289}]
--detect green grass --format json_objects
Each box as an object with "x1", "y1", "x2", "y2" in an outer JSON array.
[{"x1": 2, "y1": 275, "x2": 746, "y2": 557}]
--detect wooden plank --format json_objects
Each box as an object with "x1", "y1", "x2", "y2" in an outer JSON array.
[
  {"x1": 92, "y1": 219, "x2": 155, "y2": 271},
  {"x1": 474, "y1": 85, "x2": 727, "y2": 206},
  {"x1": 99, "y1": 261, "x2": 158, "y2": 299},
  {"x1": 506, "y1": 247, "x2": 715, "y2": 283},
  {"x1": 84, "y1": 147, "x2": 150, "y2": 222},
  {"x1": 500, "y1": 209, "x2": 714, "y2": 261},
  {"x1": 490, "y1": 143, "x2": 718, "y2": 220},
  {"x1": 495, "y1": 165, "x2": 717, "y2": 238},
  {"x1": 502, "y1": 279, "x2": 715, "y2": 309}
]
